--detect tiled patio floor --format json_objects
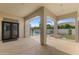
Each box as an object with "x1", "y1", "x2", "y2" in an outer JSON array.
[
  {"x1": 0, "y1": 37, "x2": 68, "y2": 55},
  {"x1": 31, "y1": 35, "x2": 79, "y2": 55}
]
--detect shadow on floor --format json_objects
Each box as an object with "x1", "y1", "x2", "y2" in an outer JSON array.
[{"x1": 41, "y1": 45, "x2": 70, "y2": 55}]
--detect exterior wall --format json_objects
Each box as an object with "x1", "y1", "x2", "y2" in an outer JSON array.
[
  {"x1": 25, "y1": 20, "x2": 30, "y2": 38},
  {"x1": 0, "y1": 18, "x2": 2, "y2": 41},
  {"x1": 19, "y1": 19, "x2": 24, "y2": 38},
  {"x1": 0, "y1": 12, "x2": 24, "y2": 40}
]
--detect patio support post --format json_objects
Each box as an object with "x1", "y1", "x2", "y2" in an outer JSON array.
[
  {"x1": 75, "y1": 11, "x2": 79, "y2": 42},
  {"x1": 40, "y1": 7, "x2": 47, "y2": 45},
  {"x1": 54, "y1": 20, "x2": 58, "y2": 37},
  {"x1": 75, "y1": 16, "x2": 79, "y2": 42},
  {"x1": 24, "y1": 20, "x2": 26, "y2": 38}
]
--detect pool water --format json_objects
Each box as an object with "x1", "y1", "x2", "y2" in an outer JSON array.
[
  {"x1": 31, "y1": 31, "x2": 53, "y2": 36},
  {"x1": 31, "y1": 32, "x2": 40, "y2": 36}
]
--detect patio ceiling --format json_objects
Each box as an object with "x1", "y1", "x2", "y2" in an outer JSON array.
[{"x1": 0, "y1": 3, "x2": 79, "y2": 17}]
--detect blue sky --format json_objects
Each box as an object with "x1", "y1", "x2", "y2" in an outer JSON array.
[{"x1": 29, "y1": 16, "x2": 75, "y2": 27}]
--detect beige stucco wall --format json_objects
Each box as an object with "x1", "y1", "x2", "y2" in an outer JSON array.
[{"x1": 0, "y1": 12, "x2": 24, "y2": 40}]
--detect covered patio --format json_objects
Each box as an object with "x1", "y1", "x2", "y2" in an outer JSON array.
[
  {"x1": 24, "y1": 4, "x2": 79, "y2": 55},
  {"x1": 0, "y1": 3, "x2": 79, "y2": 54}
]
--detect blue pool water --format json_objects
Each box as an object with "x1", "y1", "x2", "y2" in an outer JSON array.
[
  {"x1": 31, "y1": 32, "x2": 40, "y2": 36},
  {"x1": 31, "y1": 31, "x2": 53, "y2": 36}
]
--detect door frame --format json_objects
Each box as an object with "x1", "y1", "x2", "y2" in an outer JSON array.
[{"x1": 2, "y1": 21, "x2": 19, "y2": 42}]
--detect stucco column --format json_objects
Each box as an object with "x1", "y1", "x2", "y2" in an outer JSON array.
[
  {"x1": 24, "y1": 20, "x2": 30, "y2": 38},
  {"x1": 75, "y1": 17, "x2": 79, "y2": 42},
  {"x1": 40, "y1": 7, "x2": 47, "y2": 45},
  {"x1": 53, "y1": 20, "x2": 58, "y2": 37}
]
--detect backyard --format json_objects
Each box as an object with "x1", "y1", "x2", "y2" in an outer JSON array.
[{"x1": 60, "y1": 34, "x2": 75, "y2": 40}]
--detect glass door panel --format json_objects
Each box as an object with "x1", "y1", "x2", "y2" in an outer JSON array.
[
  {"x1": 2, "y1": 22, "x2": 11, "y2": 41},
  {"x1": 2, "y1": 21, "x2": 19, "y2": 42},
  {"x1": 12, "y1": 23, "x2": 19, "y2": 39}
]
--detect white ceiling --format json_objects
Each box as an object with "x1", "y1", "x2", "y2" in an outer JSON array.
[{"x1": 0, "y1": 3, "x2": 79, "y2": 17}]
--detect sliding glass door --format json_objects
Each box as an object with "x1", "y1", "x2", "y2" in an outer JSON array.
[
  {"x1": 2, "y1": 21, "x2": 19, "y2": 42},
  {"x1": 2, "y1": 22, "x2": 11, "y2": 41},
  {"x1": 12, "y1": 23, "x2": 19, "y2": 39}
]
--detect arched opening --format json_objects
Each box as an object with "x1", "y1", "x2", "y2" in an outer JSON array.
[
  {"x1": 46, "y1": 16, "x2": 55, "y2": 38},
  {"x1": 57, "y1": 18, "x2": 76, "y2": 40},
  {"x1": 30, "y1": 16, "x2": 40, "y2": 36},
  {"x1": 25, "y1": 16, "x2": 41, "y2": 42}
]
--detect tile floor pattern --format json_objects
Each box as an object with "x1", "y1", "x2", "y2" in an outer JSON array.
[{"x1": 0, "y1": 37, "x2": 68, "y2": 55}]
